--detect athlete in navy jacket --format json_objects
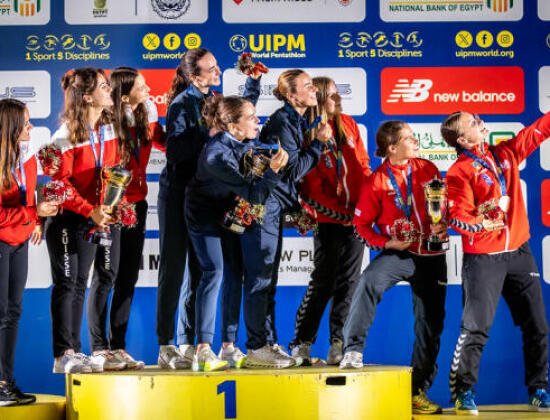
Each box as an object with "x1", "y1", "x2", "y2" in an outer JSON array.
[
  {"x1": 241, "y1": 69, "x2": 332, "y2": 367},
  {"x1": 185, "y1": 95, "x2": 288, "y2": 371},
  {"x1": 157, "y1": 48, "x2": 261, "y2": 369}
]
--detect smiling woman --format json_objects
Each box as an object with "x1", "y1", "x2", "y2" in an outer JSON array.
[
  {"x1": 45, "y1": 67, "x2": 123, "y2": 375},
  {"x1": 183, "y1": 95, "x2": 287, "y2": 372}
]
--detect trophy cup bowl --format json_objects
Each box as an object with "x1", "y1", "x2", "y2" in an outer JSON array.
[
  {"x1": 423, "y1": 178, "x2": 449, "y2": 252},
  {"x1": 85, "y1": 165, "x2": 133, "y2": 246},
  {"x1": 242, "y1": 142, "x2": 279, "y2": 178}
]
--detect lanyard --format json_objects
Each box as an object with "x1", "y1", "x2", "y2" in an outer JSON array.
[
  {"x1": 12, "y1": 156, "x2": 27, "y2": 206},
  {"x1": 326, "y1": 140, "x2": 343, "y2": 180},
  {"x1": 88, "y1": 126, "x2": 105, "y2": 170},
  {"x1": 462, "y1": 148, "x2": 507, "y2": 197},
  {"x1": 300, "y1": 115, "x2": 321, "y2": 132},
  {"x1": 386, "y1": 163, "x2": 412, "y2": 219}
]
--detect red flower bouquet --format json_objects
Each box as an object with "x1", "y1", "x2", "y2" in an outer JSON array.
[
  {"x1": 236, "y1": 52, "x2": 269, "y2": 78},
  {"x1": 222, "y1": 198, "x2": 265, "y2": 234},
  {"x1": 114, "y1": 201, "x2": 138, "y2": 228},
  {"x1": 37, "y1": 144, "x2": 62, "y2": 176},
  {"x1": 390, "y1": 218, "x2": 419, "y2": 243},
  {"x1": 41, "y1": 180, "x2": 74, "y2": 204},
  {"x1": 286, "y1": 209, "x2": 318, "y2": 236},
  {"x1": 477, "y1": 198, "x2": 505, "y2": 231}
]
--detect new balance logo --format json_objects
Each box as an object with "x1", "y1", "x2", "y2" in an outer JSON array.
[{"x1": 386, "y1": 79, "x2": 433, "y2": 103}]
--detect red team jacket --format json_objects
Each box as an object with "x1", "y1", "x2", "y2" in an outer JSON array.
[
  {"x1": 353, "y1": 158, "x2": 444, "y2": 256},
  {"x1": 52, "y1": 123, "x2": 120, "y2": 218},
  {"x1": 123, "y1": 101, "x2": 165, "y2": 204},
  {"x1": 0, "y1": 148, "x2": 39, "y2": 246},
  {"x1": 299, "y1": 114, "x2": 371, "y2": 224},
  {"x1": 447, "y1": 112, "x2": 550, "y2": 254}
]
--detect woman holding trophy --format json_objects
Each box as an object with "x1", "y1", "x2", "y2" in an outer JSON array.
[
  {"x1": 105, "y1": 67, "x2": 165, "y2": 370},
  {"x1": 46, "y1": 67, "x2": 125, "y2": 373},
  {"x1": 340, "y1": 121, "x2": 448, "y2": 416},
  {"x1": 241, "y1": 69, "x2": 332, "y2": 368},
  {"x1": 184, "y1": 95, "x2": 288, "y2": 371},
  {"x1": 157, "y1": 48, "x2": 262, "y2": 369},
  {"x1": 289, "y1": 77, "x2": 371, "y2": 366},
  {"x1": 0, "y1": 99, "x2": 58, "y2": 405},
  {"x1": 441, "y1": 111, "x2": 550, "y2": 414}
]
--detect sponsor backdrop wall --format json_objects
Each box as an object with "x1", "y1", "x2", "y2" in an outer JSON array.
[{"x1": 0, "y1": 0, "x2": 549, "y2": 406}]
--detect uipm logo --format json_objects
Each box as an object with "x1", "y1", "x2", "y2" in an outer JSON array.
[{"x1": 386, "y1": 79, "x2": 433, "y2": 103}]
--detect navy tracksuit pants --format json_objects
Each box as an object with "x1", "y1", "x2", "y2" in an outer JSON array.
[{"x1": 156, "y1": 185, "x2": 201, "y2": 346}]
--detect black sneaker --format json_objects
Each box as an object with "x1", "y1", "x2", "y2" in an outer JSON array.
[
  {"x1": 6, "y1": 382, "x2": 36, "y2": 405},
  {"x1": 0, "y1": 382, "x2": 18, "y2": 406}
]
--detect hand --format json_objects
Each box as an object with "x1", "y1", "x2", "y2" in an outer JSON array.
[
  {"x1": 384, "y1": 239, "x2": 412, "y2": 251},
  {"x1": 430, "y1": 222, "x2": 448, "y2": 240},
  {"x1": 316, "y1": 122, "x2": 333, "y2": 143},
  {"x1": 37, "y1": 201, "x2": 59, "y2": 217},
  {"x1": 90, "y1": 205, "x2": 114, "y2": 228},
  {"x1": 30, "y1": 224, "x2": 43, "y2": 245},
  {"x1": 269, "y1": 147, "x2": 289, "y2": 173}
]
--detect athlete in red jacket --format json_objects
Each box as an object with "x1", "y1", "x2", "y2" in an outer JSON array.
[
  {"x1": 441, "y1": 111, "x2": 550, "y2": 414},
  {"x1": 290, "y1": 77, "x2": 370, "y2": 366},
  {"x1": 107, "y1": 67, "x2": 165, "y2": 370},
  {"x1": 0, "y1": 99, "x2": 58, "y2": 405},
  {"x1": 340, "y1": 120, "x2": 448, "y2": 415},
  {"x1": 46, "y1": 68, "x2": 124, "y2": 375}
]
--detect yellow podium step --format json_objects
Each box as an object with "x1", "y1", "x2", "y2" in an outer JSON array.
[
  {"x1": 0, "y1": 394, "x2": 65, "y2": 420},
  {"x1": 66, "y1": 365, "x2": 411, "y2": 420}
]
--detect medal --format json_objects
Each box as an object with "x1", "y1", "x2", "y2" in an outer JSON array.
[{"x1": 498, "y1": 195, "x2": 510, "y2": 212}]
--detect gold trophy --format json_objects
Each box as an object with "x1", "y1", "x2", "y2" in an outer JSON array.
[
  {"x1": 85, "y1": 165, "x2": 132, "y2": 246},
  {"x1": 423, "y1": 178, "x2": 449, "y2": 251}
]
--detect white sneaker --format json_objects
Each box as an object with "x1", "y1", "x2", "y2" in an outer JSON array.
[
  {"x1": 112, "y1": 349, "x2": 145, "y2": 370},
  {"x1": 326, "y1": 340, "x2": 344, "y2": 365},
  {"x1": 192, "y1": 346, "x2": 229, "y2": 372},
  {"x1": 271, "y1": 343, "x2": 291, "y2": 357},
  {"x1": 245, "y1": 345, "x2": 296, "y2": 369},
  {"x1": 291, "y1": 343, "x2": 312, "y2": 367},
  {"x1": 339, "y1": 351, "x2": 363, "y2": 369},
  {"x1": 90, "y1": 350, "x2": 127, "y2": 372},
  {"x1": 158, "y1": 345, "x2": 191, "y2": 370},
  {"x1": 178, "y1": 344, "x2": 196, "y2": 365},
  {"x1": 53, "y1": 352, "x2": 92, "y2": 374},
  {"x1": 218, "y1": 344, "x2": 247, "y2": 368}
]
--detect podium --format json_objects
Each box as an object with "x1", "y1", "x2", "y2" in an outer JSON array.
[{"x1": 66, "y1": 365, "x2": 412, "y2": 419}]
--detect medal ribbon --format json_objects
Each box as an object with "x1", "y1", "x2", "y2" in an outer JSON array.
[
  {"x1": 12, "y1": 156, "x2": 27, "y2": 206},
  {"x1": 462, "y1": 148, "x2": 507, "y2": 197},
  {"x1": 88, "y1": 126, "x2": 105, "y2": 170},
  {"x1": 386, "y1": 163, "x2": 413, "y2": 219}
]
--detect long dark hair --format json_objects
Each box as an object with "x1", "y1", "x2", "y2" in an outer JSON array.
[
  {"x1": 166, "y1": 47, "x2": 211, "y2": 107},
  {"x1": 306, "y1": 77, "x2": 346, "y2": 147},
  {"x1": 60, "y1": 67, "x2": 111, "y2": 145},
  {"x1": 110, "y1": 67, "x2": 151, "y2": 165},
  {"x1": 0, "y1": 99, "x2": 26, "y2": 193}
]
